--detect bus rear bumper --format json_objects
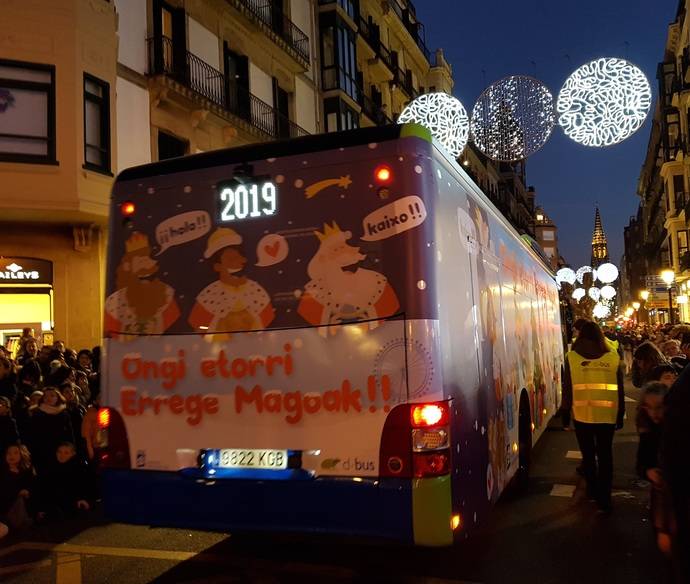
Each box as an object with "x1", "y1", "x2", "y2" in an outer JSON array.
[{"x1": 102, "y1": 469, "x2": 414, "y2": 543}]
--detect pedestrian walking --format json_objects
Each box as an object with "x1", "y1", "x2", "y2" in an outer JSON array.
[{"x1": 561, "y1": 321, "x2": 625, "y2": 512}]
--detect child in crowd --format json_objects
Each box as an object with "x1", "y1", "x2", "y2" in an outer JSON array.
[
  {"x1": 0, "y1": 396, "x2": 19, "y2": 452},
  {"x1": 0, "y1": 444, "x2": 36, "y2": 534},
  {"x1": 37, "y1": 443, "x2": 92, "y2": 520},
  {"x1": 28, "y1": 387, "x2": 74, "y2": 473},
  {"x1": 636, "y1": 381, "x2": 674, "y2": 555},
  {"x1": 650, "y1": 364, "x2": 679, "y2": 387}
]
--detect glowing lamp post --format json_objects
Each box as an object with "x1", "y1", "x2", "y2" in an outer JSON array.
[
  {"x1": 661, "y1": 269, "x2": 676, "y2": 324},
  {"x1": 640, "y1": 290, "x2": 650, "y2": 301},
  {"x1": 632, "y1": 301, "x2": 640, "y2": 325}
]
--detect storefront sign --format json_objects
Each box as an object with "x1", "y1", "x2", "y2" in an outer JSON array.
[{"x1": 0, "y1": 257, "x2": 53, "y2": 284}]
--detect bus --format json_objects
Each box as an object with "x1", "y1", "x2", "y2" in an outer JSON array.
[{"x1": 98, "y1": 123, "x2": 563, "y2": 546}]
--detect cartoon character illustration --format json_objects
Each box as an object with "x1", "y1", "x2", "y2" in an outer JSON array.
[
  {"x1": 188, "y1": 228, "x2": 275, "y2": 336},
  {"x1": 105, "y1": 232, "x2": 180, "y2": 336},
  {"x1": 297, "y1": 222, "x2": 399, "y2": 334}
]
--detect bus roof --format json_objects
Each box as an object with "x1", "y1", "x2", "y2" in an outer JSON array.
[{"x1": 117, "y1": 125, "x2": 405, "y2": 183}]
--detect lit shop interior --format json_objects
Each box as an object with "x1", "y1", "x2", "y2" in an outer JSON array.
[{"x1": 0, "y1": 257, "x2": 54, "y2": 357}]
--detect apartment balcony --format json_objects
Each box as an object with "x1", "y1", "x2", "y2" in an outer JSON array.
[
  {"x1": 226, "y1": 0, "x2": 310, "y2": 69},
  {"x1": 357, "y1": 16, "x2": 394, "y2": 82},
  {"x1": 384, "y1": 0, "x2": 431, "y2": 63},
  {"x1": 359, "y1": 92, "x2": 391, "y2": 126},
  {"x1": 391, "y1": 66, "x2": 417, "y2": 99},
  {"x1": 148, "y1": 36, "x2": 309, "y2": 140}
]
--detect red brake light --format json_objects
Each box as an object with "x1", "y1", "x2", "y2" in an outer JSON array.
[
  {"x1": 413, "y1": 451, "x2": 450, "y2": 477},
  {"x1": 98, "y1": 407, "x2": 110, "y2": 429},
  {"x1": 411, "y1": 403, "x2": 449, "y2": 428},
  {"x1": 121, "y1": 201, "x2": 136, "y2": 217},
  {"x1": 375, "y1": 165, "x2": 392, "y2": 184}
]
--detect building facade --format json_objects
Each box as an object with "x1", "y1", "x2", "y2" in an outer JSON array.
[
  {"x1": 624, "y1": 0, "x2": 690, "y2": 322},
  {"x1": 591, "y1": 207, "x2": 609, "y2": 268},
  {"x1": 534, "y1": 205, "x2": 560, "y2": 270},
  {"x1": 0, "y1": 0, "x2": 117, "y2": 352},
  {"x1": 316, "y1": 0, "x2": 453, "y2": 131}
]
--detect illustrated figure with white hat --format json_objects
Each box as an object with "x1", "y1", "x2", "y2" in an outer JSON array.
[{"x1": 188, "y1": 228, "x2": 275, "y2": 337}]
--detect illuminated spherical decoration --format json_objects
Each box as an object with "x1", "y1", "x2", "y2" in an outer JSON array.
[
  {"x1": 470, "y1": 75, "x2": 555, "y2": 162},
  {"x1": 572, "y1": 288, "x2": 586, "y2": 301},
  {"x1": 588, "y1": 287, "x2": 601, "y2": 301},
  {"x1": 557, "y1": 58, "x2": 651, "y2": 147},
  {"x1": 600, "y1": 285, "x2": 617, "y2": 300},
  {"x1": 593, "y1": 303, "x2": 611, "y2": 319},
  {"x1": 556, "y1": 267, "x2": 577, "y2": 286},
  {"x1": 398, "y1": 92, "x2": 469, "y2": 158},
  {"x1": 596, "y1": 262, "x2": 619, "y2": 284},
  {"x1": 576, "y1": 265, "x2": 593, "y2": 284}
]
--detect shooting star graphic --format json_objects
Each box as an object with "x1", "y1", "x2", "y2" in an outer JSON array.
[{"x1": 305, "y1": 175, "x2": 352, "y2": 199}]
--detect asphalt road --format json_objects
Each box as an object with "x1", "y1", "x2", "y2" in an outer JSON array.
[{"x1": 0, "y1": 382, "x2": 667, "y2": 584}]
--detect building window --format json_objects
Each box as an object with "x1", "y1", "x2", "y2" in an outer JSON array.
[
  {"x1": 83, "y1": 74, "x2": 111, "y2": 173},
  {"x1": 320, "y1": 14, "x2": 359, "y2": 102},
  {"x1": 542, "y1": 230, "x2": 555, "y2": 241},
  {"x1": 157, "y1": 130, "x2": 188, "y2": 160},
  {"x1": 0, "y1": 59, "x2": 56, "y2": 164},
  {"x1": 324, "y1": 97, "x2": 359, "y2": 132},
  {"x1": 678, "y1": 230, "x2": 689, "y2": 259}
]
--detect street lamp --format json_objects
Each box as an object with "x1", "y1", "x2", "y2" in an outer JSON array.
[
  {"x1": 640, "y1": 290, "x2": 650, "y2": 301},
  {"x1": 661, "y1": 269, "x2": 676, "y2": 324}
]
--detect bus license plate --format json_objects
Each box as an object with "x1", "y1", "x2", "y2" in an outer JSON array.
[{"x1": 216, "y1": 449, "x2": 288, "y2": 470}]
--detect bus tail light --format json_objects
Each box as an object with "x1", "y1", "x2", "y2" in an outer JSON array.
[
  {"x1": 379, "y1": 400, "x2": 452, "y2": 478},
  {"x1": 121, "y1": 201, "x2": 136, "y2": 217},
  {"x1": 94, "y1": 407, "x2": 131, "y2": 470}
]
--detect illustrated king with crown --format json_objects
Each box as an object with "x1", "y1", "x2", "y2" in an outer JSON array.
[
  {"x1": 188, "y1": 227, "x2": 275, "y2": 337},
  {"x1": 105, "y1": 231, "x2": 180, "y2": 336},
  {"x1": 298, "y1": 222, "x2": 399, "y2": 334}
]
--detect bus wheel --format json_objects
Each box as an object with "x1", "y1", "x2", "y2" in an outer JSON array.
[{"x1": 514, "y1": 390, "x2": 532, "y2": 493}]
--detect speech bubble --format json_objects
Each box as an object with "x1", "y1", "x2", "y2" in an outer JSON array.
[
  {"x1": 361, "y1": 195, "x2": 427, "y2": 242},
  {"x1": 155, "y1": 210, "x2": 211, "y2": 255},
  {"x1": 256, "y1": 233, "x2": 289, "y2": 267}
]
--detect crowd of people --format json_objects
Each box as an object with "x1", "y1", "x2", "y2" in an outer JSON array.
[
  {"x1": 0, "y1": 328, "x2": 101, "y2": 539},
  {"x1": 562, "y1": 319, "x2": 690, "y2": 583}
]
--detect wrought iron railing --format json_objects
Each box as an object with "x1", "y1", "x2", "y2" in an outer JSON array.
[
  {"x1": 387, "y1": 0, "x2": 431, "y2": 62},
  {"x1": 357, "y1": 15, "x2": 394, "y2": 72},
  {"x1": 228, "y1": 0, "x2": 310, "y2": 64},
  {"x1": 360, "y1": 92, "x2": 391, "y2": 125},
  {"x1": 148, "y1": 36, "x2": 309, "y2": 140}
]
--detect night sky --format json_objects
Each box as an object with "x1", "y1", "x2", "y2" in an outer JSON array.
[{"x1": 415, "y1": 0, "x2": 677, "y2": 268}]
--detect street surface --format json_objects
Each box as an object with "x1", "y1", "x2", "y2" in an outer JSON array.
[{"x1": 0, "y1": 382, "x2": 665, "y2": 584}]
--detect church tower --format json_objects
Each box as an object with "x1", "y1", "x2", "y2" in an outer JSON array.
[{"x1": 591, "y1": 206, "x2": 609, "y2": 267}]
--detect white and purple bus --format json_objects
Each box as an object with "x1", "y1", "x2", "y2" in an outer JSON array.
[{"x1": 98, "y1": 123, "x2": 563, "y2": 545}]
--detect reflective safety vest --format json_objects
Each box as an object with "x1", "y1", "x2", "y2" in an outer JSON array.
[
  {"x1": 567, "y1": 350, "x2": 619, "y2": 424},
  {"x1": 605, "y1": 337, "x2": 620, "y2": 355}
]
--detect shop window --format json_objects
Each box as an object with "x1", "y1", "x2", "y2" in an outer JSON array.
[
  {"x1": 158, "y1": 130, "x2": 188, "y2": 160},
  {"x1": 0, "y1": 59, "x2": 56, "y2": 164},
  {"x1": 83, "y1": 74, "x2": 111, "y2": 174}
]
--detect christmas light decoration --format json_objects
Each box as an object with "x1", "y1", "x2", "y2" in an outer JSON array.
[
  {"x1": 572, "y1": 288, "x2": 586, "y2": 301},
  {"x1": 398, "y1": 92, "x2": 470, "y2": 158},
  {"x1": 596, "y1": 262, "x2": 619, "y2": 284},
  {"x1": 588, "y1": 287, "x2": 601, "y2": 301},
  {"x1": 556, "y1": 267, "x2": 577, "y2": 286},
  {"x1": 600, "y1": 285, "x2": 617, "y2": 300},
  {"x1": 470, "y1": 75, "x2": 555, "y2": 162},
  {"x1": 593, "y1": 303, "x2": 611, "y2": 319},
  {"x1": 557, "y1": 58, "x2": 651, "y2": 147},
  {"x1": 576, "y1": 265, "x2": 593, "y2": 284}
]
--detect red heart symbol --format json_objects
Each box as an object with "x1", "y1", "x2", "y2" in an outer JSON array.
[{"x1": 265, "y1": 241, "x2": 281, "y2": 258}]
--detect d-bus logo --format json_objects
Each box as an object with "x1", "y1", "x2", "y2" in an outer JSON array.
[
  {"x1": 0, "y1": 262, "x2": 39, "y2": 280},
  {"x1": 320, "y1": 457, "x2": 374, "y2": 472}
]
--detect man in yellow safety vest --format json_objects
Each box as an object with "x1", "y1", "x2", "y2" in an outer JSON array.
[{"x1": 561, "y1": 321, "x2": 625, "y2": 512}]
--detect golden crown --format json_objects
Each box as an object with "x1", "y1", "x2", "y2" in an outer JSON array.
[
  {"x1": 314, "y1": 221, "x2": 344, "y2": 242},
  {"x1": 125, "y1": 232, "x2": 150, "y2": 253}
]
